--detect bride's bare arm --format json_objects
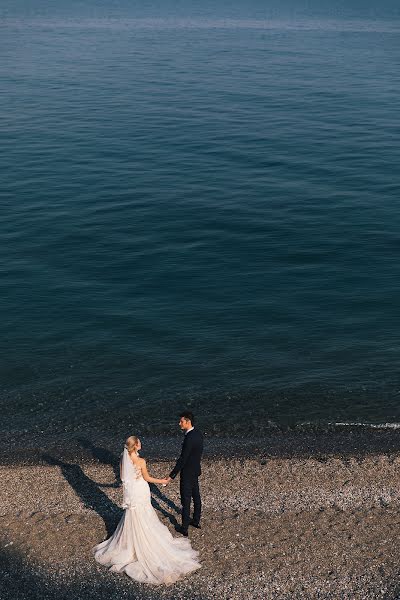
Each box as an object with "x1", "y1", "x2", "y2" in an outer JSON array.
[{"x1": 139, "y1": 458, "x2": 169, "y2": 485}]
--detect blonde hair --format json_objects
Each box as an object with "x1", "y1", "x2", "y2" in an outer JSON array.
[{"x1": 125, "y1": 435, "x2": 139, "y2": 453}]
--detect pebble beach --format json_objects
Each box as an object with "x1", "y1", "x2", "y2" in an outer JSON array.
[
  {"x1": 1, "y1": 429, "x2": 400, "y2": 599},
  {"x1": 3, "y1": 2, "x2": 400, "y2": 598}
]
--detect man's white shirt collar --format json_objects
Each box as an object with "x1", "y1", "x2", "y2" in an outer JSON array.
[{"x1": 185, "y1": 427, "x2": 194, "y2": 435}]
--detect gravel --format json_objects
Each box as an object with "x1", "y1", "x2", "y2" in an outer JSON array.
[{"x1": 1, "y1": 431, "x2": 400, "y2": 599}]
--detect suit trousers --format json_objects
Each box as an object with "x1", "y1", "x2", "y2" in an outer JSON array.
[{"x1": 180, "y1": 473, "x2": 201, "y2": 530}]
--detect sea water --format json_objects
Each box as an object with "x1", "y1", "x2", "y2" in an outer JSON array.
[{"x1": 1, "y1": 0, "x2": 400, "y2": 433}]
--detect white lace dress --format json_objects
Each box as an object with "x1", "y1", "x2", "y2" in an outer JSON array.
[{"x1": 93, "y1": 450, "x2": 201, "y2": 585}]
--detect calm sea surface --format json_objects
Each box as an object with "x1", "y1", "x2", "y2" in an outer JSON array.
[{"x1": 1, "y1": 1, "x2": 400, "y2": 434}]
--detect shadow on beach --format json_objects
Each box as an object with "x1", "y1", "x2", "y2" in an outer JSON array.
[
  {"x1": 149, "y1": 483, "x2": 181, "y2": 528},
  {"x1": 42, "y1": 454, "x2": 122, "y2": 538},
  {"x1": 0, "y1": 543, "x2": 398, "y2": 600},
  {"x1": 44, "y1": 445, "x2": 181, "y2": 533},
  {"x1": 77, "y1": 438, "x2": 121, "y2": 487},
  {"x1": 0, "y1": 546, "x2": 181, "y2": 600}
]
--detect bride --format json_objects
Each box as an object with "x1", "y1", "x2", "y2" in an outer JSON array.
[{"x1": 93, "y1": 436, "x2": 201, "y2": 585}]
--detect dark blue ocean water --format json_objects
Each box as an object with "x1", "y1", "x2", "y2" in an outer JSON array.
[{"x1": 1, "y1": 1, "x2": 400, "y2": 433}]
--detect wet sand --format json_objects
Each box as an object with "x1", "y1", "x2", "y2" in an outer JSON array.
[{"x1": 1, "y1": 431, "x2": 400, "y2": 599}]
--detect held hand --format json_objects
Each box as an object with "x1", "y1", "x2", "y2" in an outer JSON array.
[{"x1": 160, "y1": 478, "x2": 170, "y2": 486}]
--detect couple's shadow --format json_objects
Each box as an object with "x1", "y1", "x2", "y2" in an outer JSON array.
[{"x1": 42, "y1": 438, "x2": 180, "y2": 538}]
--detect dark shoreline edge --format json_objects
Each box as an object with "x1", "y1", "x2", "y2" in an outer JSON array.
[{"x1": 2, "y1": 425, "x2": 400, "y2": 466}]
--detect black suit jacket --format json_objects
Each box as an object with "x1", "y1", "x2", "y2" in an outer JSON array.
[{"x1": 169, "y1": 428, "x2": 203, "y2": 480}]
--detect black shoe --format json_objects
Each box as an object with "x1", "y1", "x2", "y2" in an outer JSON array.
[
  {"x1": 175, "y1": 525, "x2": 188, "y2": 537},
  {"x1": 189, "y1": 519, "x2": 201, "y2": 529}
]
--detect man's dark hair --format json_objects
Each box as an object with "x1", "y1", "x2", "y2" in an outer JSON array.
[{"x1": 180, "y1": 410, "x2": 194, "y2": 425}]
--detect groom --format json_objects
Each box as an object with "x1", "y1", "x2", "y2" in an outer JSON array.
[{"x1": 167, "y1": 411, "x2": 204, "y2": 537}]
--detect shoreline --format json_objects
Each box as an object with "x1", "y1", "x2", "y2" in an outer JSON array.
[
  {"x1": 1, "y1": 430, "x2": 400, "y2": 598},
  {"x1": 1, "y1": 426, "x2": 400, "y2": 466}
]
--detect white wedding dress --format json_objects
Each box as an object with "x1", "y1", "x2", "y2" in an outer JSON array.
[{"x1": 93, "y1": 448, "x2": 201, "y2": 585}]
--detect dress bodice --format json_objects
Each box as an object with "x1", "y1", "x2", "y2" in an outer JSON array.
[
  {"x1": 122, "y1": 455, "x2": 147, "y2": 510},
  {"x1": 129, "y1": 460, "x2": 143, "y2": 480}
]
